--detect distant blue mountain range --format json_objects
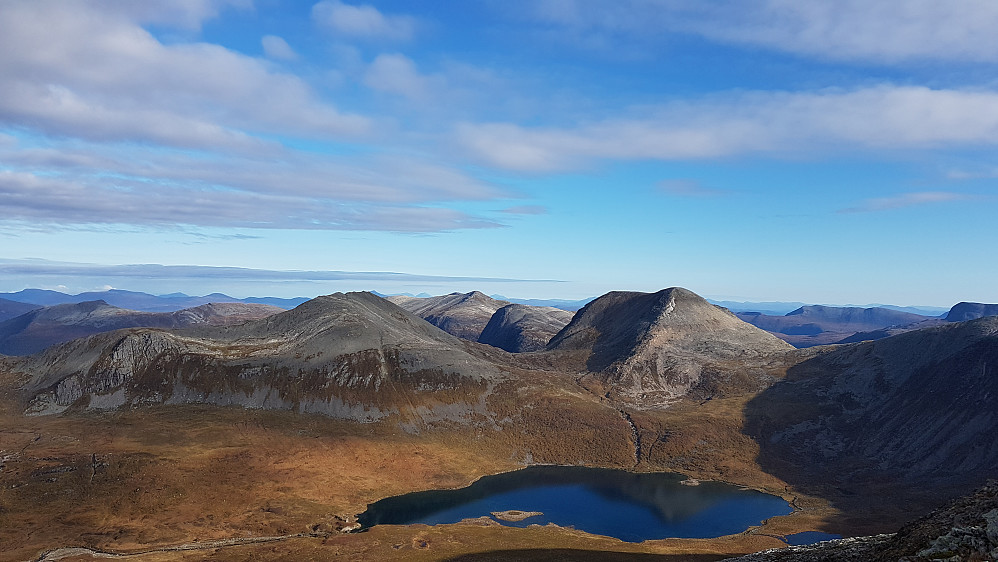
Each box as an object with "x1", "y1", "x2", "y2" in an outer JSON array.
[
  {"x1": 0, "y1": 288, "x2": 961, "y2": 319},
  {"x1": 0, "y1": 289, "x2": 309, "y2": 313}
]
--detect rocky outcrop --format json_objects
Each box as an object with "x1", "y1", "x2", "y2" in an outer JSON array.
[
  {"x1": 548, "y1": 288, "x2": 793, "y2": 407},
  {"x1": 12, "y1": 293, "x2": 503, "y2": 424},
  {"x1": 0, "y1": 300, "x2": 283, "y2": 356},
  {"x1": 946, "y1": 302, "x2": 998, "y2": 322},
  {"x1": 478, "y1": 304, "x2": 574, "y2": 352},
  {"x1": 387, "y1": 291, "x2": 510, "y2": 340}
]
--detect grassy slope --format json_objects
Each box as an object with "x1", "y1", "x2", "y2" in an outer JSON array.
[{"x1": 0, "y1": 357, "x2": 843, "y2": 562}]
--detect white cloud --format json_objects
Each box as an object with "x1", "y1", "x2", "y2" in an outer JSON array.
[
  {"x1": 0, "y1": 133, "x2": 507, "y2": 232},
  {"x1": 312, "y1": 0, "x2": 416, "y2": 41},
  {"x1": 363, "y1": 54, "x2": 431, "y2": 99},
  {"x1": 0, "y1": 169, "x2": 501, "y2": 232},
  {"x1": 2, "y1": 83, "x2": 269, "y2": 152},
  {"x1": 0, "y1": 258, "x2": 555, "y2": 285},
  {"x1": 696, "y1": 0, "x2": 998, "y2": 63},
  {"x1": 261, "y1": 35, "x2": 298, "y2": 61},
  {"x1": 839, "y1": 191, "x2": 969, "y2": 213},
  {"x1": 516, "y1": 0, "x2": 998, "y2": 63},
  {"x1": 458, "y1": 86, "x2": 998, "y2": 171},
  {"x1": 0, "y1": 1, "x2": 369, "y2": 151},
  {"x1": 88, "y1": 0, "x2": 252, "y2": 29}
]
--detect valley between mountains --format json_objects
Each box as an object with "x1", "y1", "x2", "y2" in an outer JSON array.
[{"x1": 1, "y1": 287, "x2": 996, "y2": 561}]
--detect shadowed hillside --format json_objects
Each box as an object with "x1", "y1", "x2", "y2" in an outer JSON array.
[
  {"x1": 0, "y1": 297, "x2": 41, "y2": 323},
  {"x1": 744, "y1": 316, "x2": 998, "y2": 519},
  {"x1": 724, "y1": 480, "x2": 998, "y2": 561},
  {"x1": 478, "y1": 303, "x2": 574, "y2": 352},
  {"x1": 945, "y1": 301, "x2": 998, "y2": 322}
]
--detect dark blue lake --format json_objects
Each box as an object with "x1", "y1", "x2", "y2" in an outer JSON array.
[{"x1": 357, "y1": 466, "x2": 793, "y2": 542}]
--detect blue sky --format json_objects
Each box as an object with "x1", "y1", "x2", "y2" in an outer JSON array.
[{"x1": 2, "y1": 0, "x2": 997, "y2": 306}]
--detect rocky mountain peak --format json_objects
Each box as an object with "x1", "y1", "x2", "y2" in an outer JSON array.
[
  {"x1": 384, "y1": 291, "x2": 510, "y2": 341},
  {"x1": 549, "y1": 287, "x2": 793, "y2": 406}
]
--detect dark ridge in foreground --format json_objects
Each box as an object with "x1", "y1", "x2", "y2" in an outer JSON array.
[
  {"x1": 745, "y1": 316, "x2": 998, "y2": 501},
  {"x1": 724, "y1": 480, "x2": 998, "y2": 561}
]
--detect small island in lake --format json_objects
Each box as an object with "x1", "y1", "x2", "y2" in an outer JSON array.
[{"x1": 492, "y1": 510, "x2": 544, "y2": 522}]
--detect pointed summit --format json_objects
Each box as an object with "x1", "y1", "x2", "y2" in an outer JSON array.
[
  {"x1": 386, "y1": 291, "x2": 510, "y2": 340},
  {"x1": 549, "y1": 287, "x2": 792, "y2": 406}
]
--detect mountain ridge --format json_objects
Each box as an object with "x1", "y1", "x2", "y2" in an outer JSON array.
[
  {"x1": 12, "y1": 292, "x2": 504, "y2": 426},
  {"x1": 0, "y1": 300, "x2": 284, "y2": 356}
]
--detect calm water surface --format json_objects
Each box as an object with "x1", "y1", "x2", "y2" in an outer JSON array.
[{"x1": 357, "y1": 466, "x2": 793, "y2": 542}]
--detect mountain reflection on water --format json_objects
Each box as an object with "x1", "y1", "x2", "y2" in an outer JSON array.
[{"x1": 357, "y1": 466, "x2": 792, "y2": 542}]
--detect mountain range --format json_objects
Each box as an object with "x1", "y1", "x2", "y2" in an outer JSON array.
[
  {"x1": 0, "y1": 288, "x2": 309, "y2": 313},
  {"x1": 0, "y1": 300, "x2": 283, "y2": 356},
  {"x1": 736, "y1": 305, "x2": 942, "y2": 347},
  {"x1": 2, "y1": 286, "x2": 998, "y2": 561}
]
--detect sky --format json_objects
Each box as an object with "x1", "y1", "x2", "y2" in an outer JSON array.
[{"x1": 1, "y1": 0, "x2": 997, "y2": 307}]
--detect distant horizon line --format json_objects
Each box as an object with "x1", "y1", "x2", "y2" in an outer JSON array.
[{"x1": 0, "y1": 285, "x2": 960, "y2": 314}]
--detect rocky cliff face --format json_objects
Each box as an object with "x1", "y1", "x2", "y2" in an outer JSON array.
[
  {"x1": 0, "y1": 300, "x2": 283, "y2": 356},
  {"x1": 477, "y1": 304, "x2": 574, "y2": 353},
  {"x1": 387, "y1": 291, "x2": 510, "y2": 340},
  {"x1": 746, "y1": 316, "x2": 998, "y2": 492},
  {"x1": 12, "y1": 293, "x2": 503, "y2": 424},
  {"x1": 548, "y1": 288, "x2": 793, "y2": 407}
]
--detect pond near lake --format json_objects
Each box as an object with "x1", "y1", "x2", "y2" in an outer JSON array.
[{"x1": 357, "y1": 466, "x2": 794, "y2": 543}]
